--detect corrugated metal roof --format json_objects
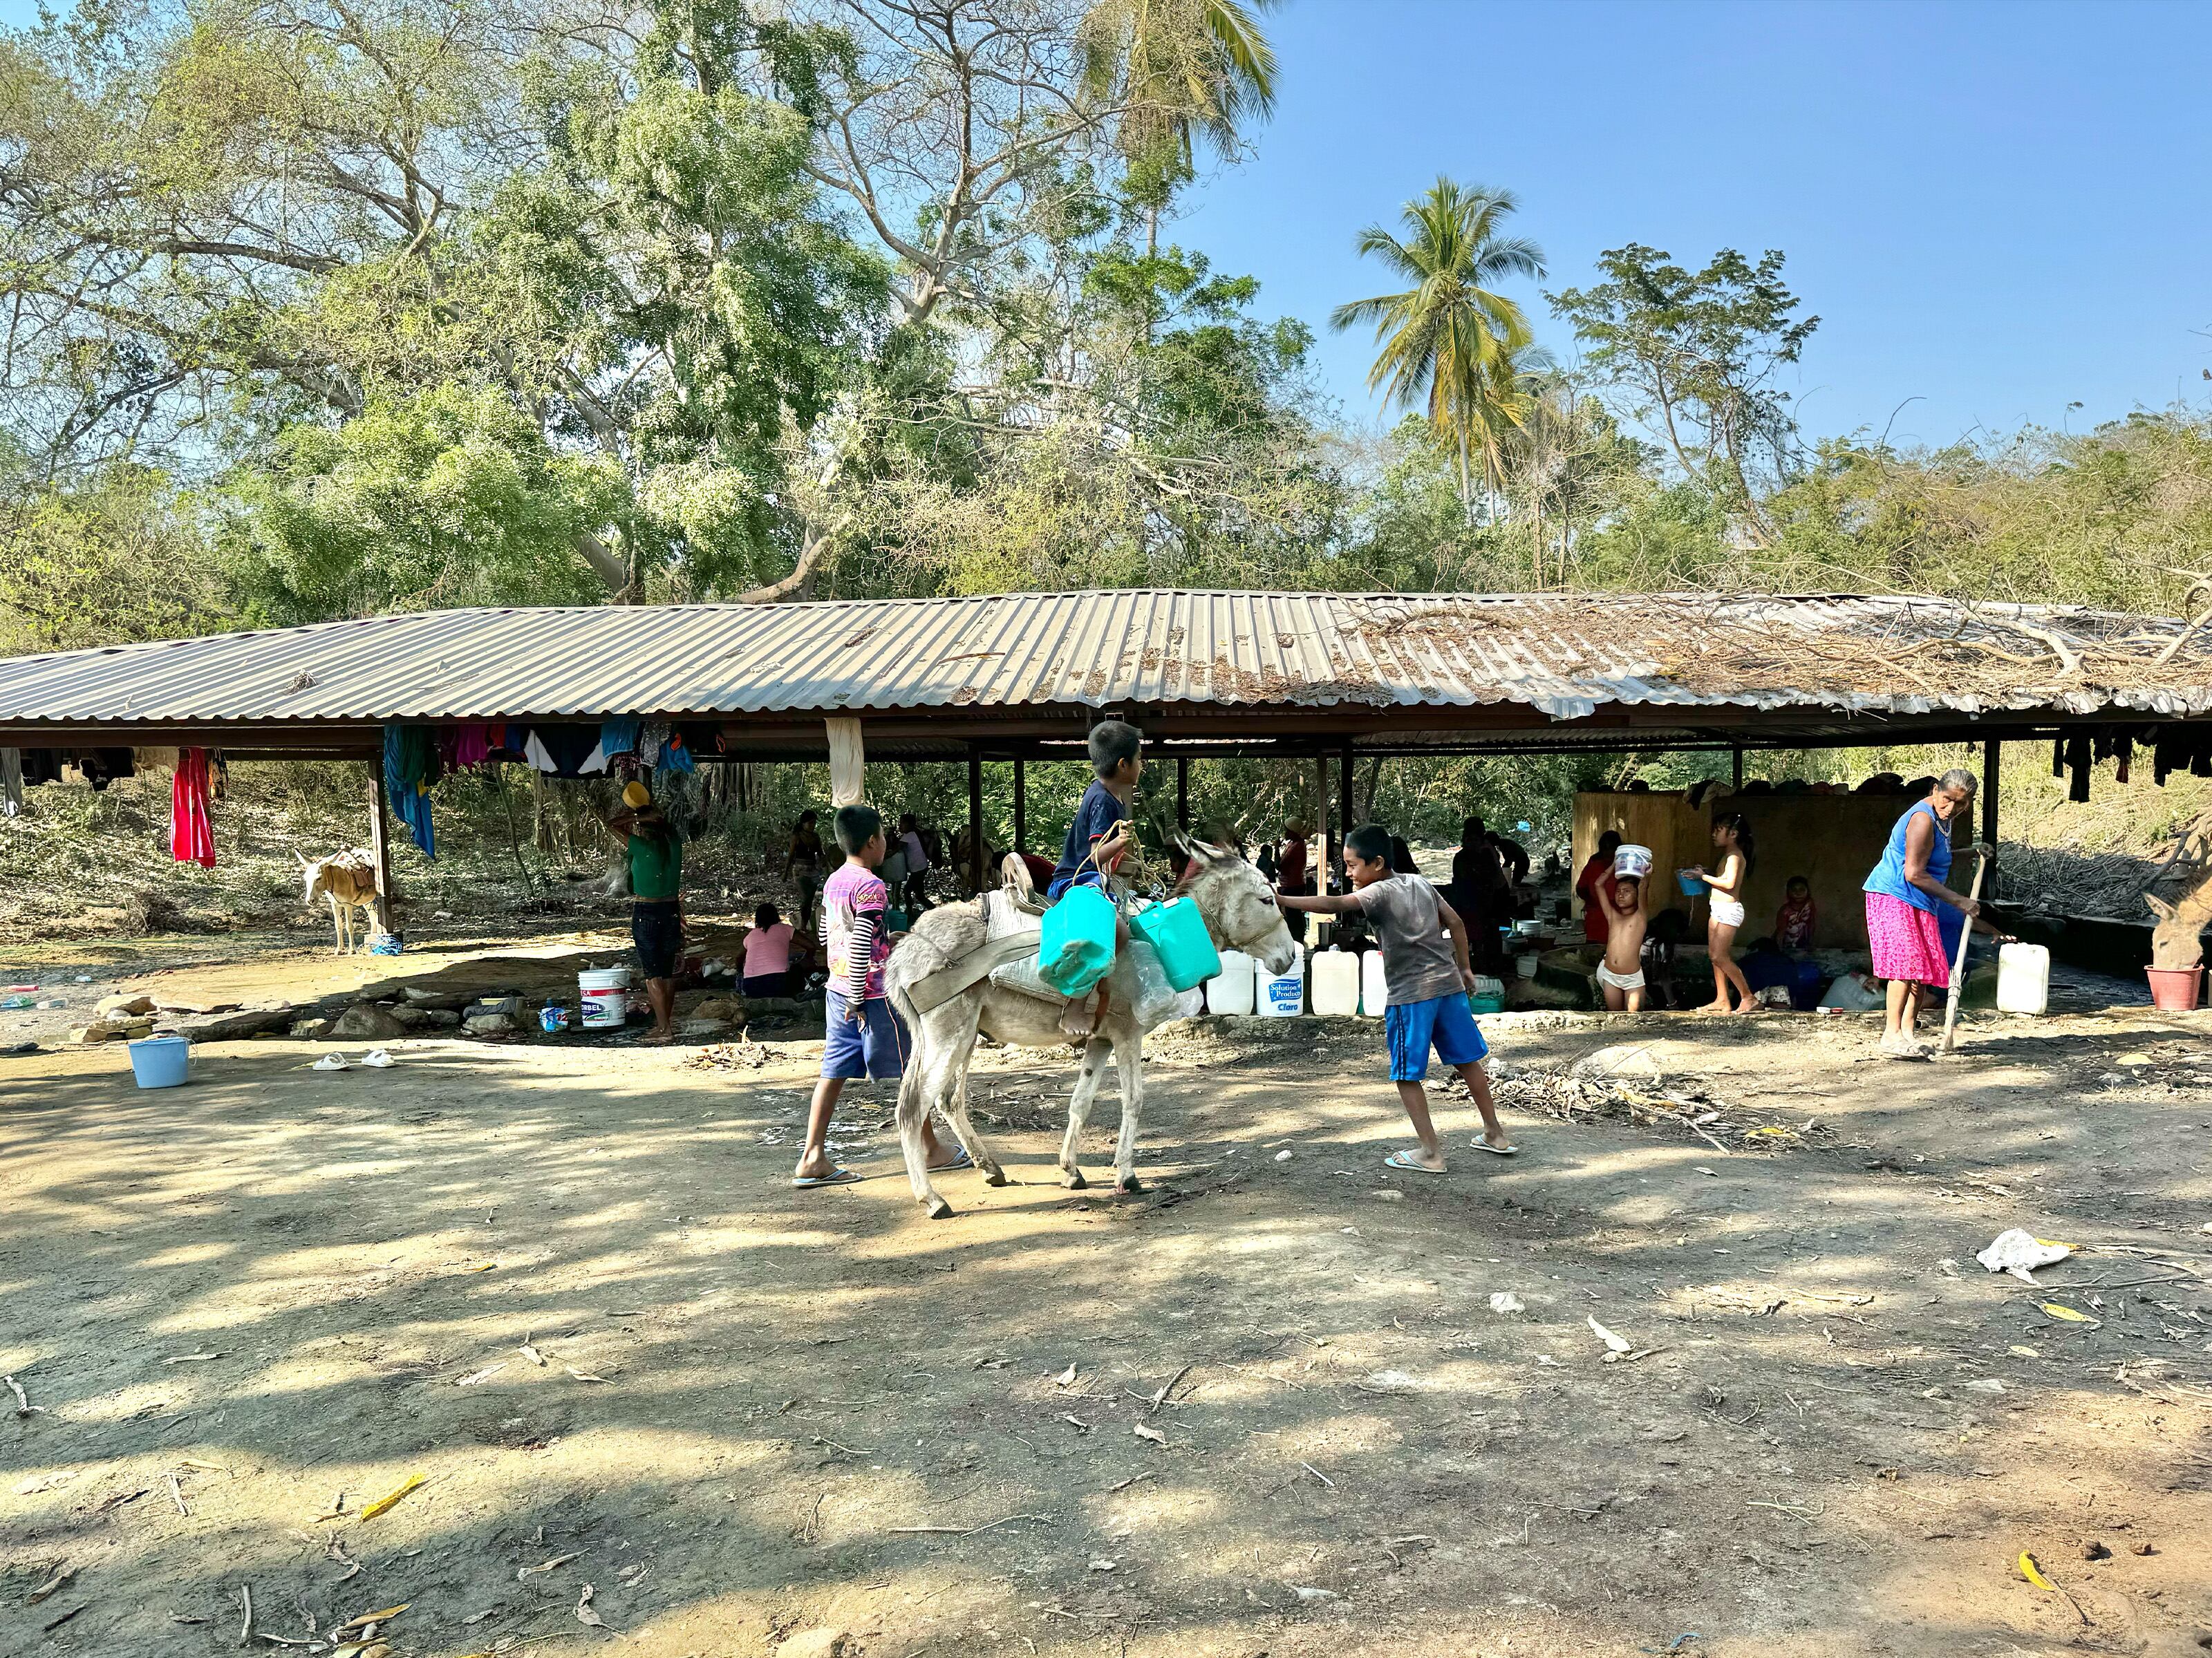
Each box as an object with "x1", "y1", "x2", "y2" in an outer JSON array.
[{"x1": 1, "y1": 590, "x2": 2207, "y2": 730}]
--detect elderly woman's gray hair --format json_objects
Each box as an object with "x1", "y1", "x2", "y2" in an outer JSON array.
[{"x1": 1936, "y1": 768, "x2": 1978, "y2": 795}]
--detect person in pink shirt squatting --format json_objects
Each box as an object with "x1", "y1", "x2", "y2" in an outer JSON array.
[
  {"x1": 740, "y1": 903, "x2": 794, "y2": 998},
  {"x1": 792, "y1": 804, "x2": 960, "y2": 1189}
]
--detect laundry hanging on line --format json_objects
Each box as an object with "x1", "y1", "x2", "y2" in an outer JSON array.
[
  {"x1": 171, "y1": 748, "x2": 216, "y2": 869},
  {"x1": 382, "y1": 724, "x2": 438, "y2": 859}
]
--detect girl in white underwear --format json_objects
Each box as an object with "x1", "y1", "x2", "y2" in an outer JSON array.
[{"x1": 1685, "y1": 812, "x2": 1756, "y2": 1015}]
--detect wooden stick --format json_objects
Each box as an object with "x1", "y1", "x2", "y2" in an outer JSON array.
[{"x1": 1939, "y1": 844, "x2": 1991, "y2": 1055}]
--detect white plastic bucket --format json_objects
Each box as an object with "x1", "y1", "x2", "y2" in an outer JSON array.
[
  {"x1": 1359, "y1": 949, "x2": 1387, "y2": 1017},
  {"x1": 578, "y1": 967, "x2": 632, "y2": 1029},
  {"x1": 1205, "y1": 950, "x2": 1257, "y2": 1016},
  {"x1": 1258, "y1": 944, "x2": 1305, "y2": 1017},
  {"x1": 1613, "y1": 842, "x2": 1654, "y2": 878},
  {"x1": 1515, "y1": 951, "x2": 1541, "y2": 979},
  {"x1": 1311, "y1": 948, "x2": 1360, "y2": 1017},
  {"x1": 1996, "y1": 942, "x2": 2050, "y2": 1015}
]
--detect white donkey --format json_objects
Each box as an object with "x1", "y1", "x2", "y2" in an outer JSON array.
[{"x1": 883, "y1": 840, "x2": 1297, "y2": 1219}]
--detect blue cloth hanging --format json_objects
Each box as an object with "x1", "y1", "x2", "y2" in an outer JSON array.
[{"x1": 382, "y1": 724, "x2": 436, "y2": 860}]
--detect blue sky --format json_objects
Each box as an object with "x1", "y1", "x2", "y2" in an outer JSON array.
[
  {"x1": 6, "y1": 0, "x2": 2205, "y2": 448},
  {"x1": 1172, "y1": 0, "x2": 2212, "y2": 448}
]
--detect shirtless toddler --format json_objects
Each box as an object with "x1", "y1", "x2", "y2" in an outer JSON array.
[{"x1": 1597, "y1": 872, "x2": 1649, "y2": 1011}]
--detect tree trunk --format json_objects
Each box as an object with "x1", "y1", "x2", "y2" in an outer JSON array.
[{"x1": 1456, "y1": 427, "x2": 1473, "y2": 523}]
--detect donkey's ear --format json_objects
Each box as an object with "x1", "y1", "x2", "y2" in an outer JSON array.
[
  {"x1": 1173, "y1": 832, "x2": 1237, "y2": 867},
  {"x1": 2146, "y1": 892, "x2": 2178, "y2": 921}
]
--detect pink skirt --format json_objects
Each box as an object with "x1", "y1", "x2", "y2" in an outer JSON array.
[{"x1": 1865, "y1": 892, "x2": 1949, "y2": 988}]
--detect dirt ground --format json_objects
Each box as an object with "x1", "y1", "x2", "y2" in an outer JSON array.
[{"x1": 4, "y1": 929, "x2": 2211, "y2": 1658}]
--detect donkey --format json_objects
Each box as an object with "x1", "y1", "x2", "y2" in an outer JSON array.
[
  {"x1": 882, "y1": 840, "x2": 1299, "y2": 1219},
  {"x1": 2146, "y1": 863, "x2": 2212, "y2": 970},
  {"x1": 297, "y1": 849, "x2": 379, "y2": 953}
]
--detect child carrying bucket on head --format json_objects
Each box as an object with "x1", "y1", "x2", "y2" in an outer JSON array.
[
  {"x1": 1044, "y1": 720, "x2": 1144, "y2": 1038},
  {"x1": 1597, "y1": 851, "x2": 1651, "y2": 1012},
  {"x1": 1280, "y1": 823, "x2": 1517, "y2": 1174}
]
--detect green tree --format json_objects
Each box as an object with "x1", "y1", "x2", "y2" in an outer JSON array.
[
  {"x1": 0, "y1": 1, "x2": 883, "y2": 614},
  {"x1": 1331, "y1": 178, "x2": 1546, "y2": 522},
  {"x1": 1550, "y1": 244, "x2": 1818, "y2": 547},
  {"x1": 1082, "y1": 0, "x2": 1281, "y2": 254},
  {"x1": 0, "y1": 456, "x2": 228, "y2": 651}
]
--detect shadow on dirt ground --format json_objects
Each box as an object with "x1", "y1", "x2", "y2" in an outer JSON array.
[{"x1": 2, "y1": 1006, "x2": 2209, "y2": 1657}]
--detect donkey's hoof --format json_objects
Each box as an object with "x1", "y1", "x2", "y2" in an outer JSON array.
[
  {"x1": 1114, "y1": 1174, "x2": 1145, "y2": 1196},
  {"x1": 982, "y1": 1164, "x2": 1009, "y2": 1187},
  {"x1": 1061, "y1": 1168, "x2": 1088, "y2": 1190},
  {"x1": 924, "y1": 1195, "x2": 956, "y2": 1221}
]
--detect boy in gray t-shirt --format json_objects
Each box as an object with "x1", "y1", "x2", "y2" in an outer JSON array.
[{"x1": 1280, "y1": 824, "x2": 1518, "y2": 1173}]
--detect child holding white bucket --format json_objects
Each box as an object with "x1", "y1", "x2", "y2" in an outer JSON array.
[
  {"x1": 1598, "y1": 843, "x2": 1653, "y2": 1012},
  {"x1": 1280, "y1": 823, "x2": 1517, "y2": 1174},
  {"x1": 792, "y1": 804, "x2": 959, "y2": 1189}
]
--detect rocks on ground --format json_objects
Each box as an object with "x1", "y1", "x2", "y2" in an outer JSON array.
[
  {"x1": 330, "y1": 1003, "x2": 408, "y2": 1041},
  {"x1": 68, "y1": 1016, "x2": 151, "y2": 1045}
]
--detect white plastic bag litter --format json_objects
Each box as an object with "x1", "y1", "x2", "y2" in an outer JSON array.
[
  {"x1": 1976, "y1": 1227, "x2": 2072, "y2": 1283},
  {"x1": 1819, "y1": 972, "x2": 1884, "y2": 1012},
  {"x1": 1126, "y1": 940, "x2": 1183, "y2": 1028}
]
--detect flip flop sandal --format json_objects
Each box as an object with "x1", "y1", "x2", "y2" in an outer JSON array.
[
  {"x1": 791, "y1": 1167, "x2": 864, "y2": 1189},
  {"x1": 1472, "y1": 1140, "x2": 1519, "y2": 1156},
  {"x1": 1383, "y1": 1149, "x2": 1445, "y2": 1174},
  {"x1": 928, "y1": 1148, "x2": 975, "y2": 1173}
]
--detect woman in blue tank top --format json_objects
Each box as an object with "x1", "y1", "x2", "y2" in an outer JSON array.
[{"x1": 1862, "y1": 769, "x2": 2006, "y2": 1056}]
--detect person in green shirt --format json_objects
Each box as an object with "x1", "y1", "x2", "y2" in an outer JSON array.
[{"x1": 608, "y1": 780, "x2": 684, "y2": 1044}]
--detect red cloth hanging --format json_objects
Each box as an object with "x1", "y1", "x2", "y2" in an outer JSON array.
[{"x1": 172, "y1": 747, "x2": 216, "y2": 868}]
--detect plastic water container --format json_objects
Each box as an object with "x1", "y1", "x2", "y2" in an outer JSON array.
[
  {"x1": 1128, "y1": 895, "x2": 1222, "y2": 992},
  {"x1": 1614, "y1": 843, "x2": 1653, "y2": 878},
  {"x1": 1258, "y1": 944, "x2": 1305, "y2": 1017},
  {"x1": 1038, "y1": 883, "x2": 1118, "y2": 997},
  {"x1": 1996, "y1": 942, "x2": 2051, "y2": 1015},
  {"x1": 127, "y1": 1034, "x2": 190, "y2": 1089},
  {"x1": 1311, "y1": 948, "x2": 1360, "y2": 1017},
  {"x1": 1205, "y1": 950, "x2": 1256, "y2": 1016},
  {"x1": 1359, "y1": 949, "x2": 1387, "y2": 1017},
  {"x1": 578, "y1": 966, "x2": 632, "y2": 1029},
  {"x1": 1676, "y1": 870, "x2": 1707, "y2": 896},
  {"x1": 1468, "y1": 974, "x2": 1506, "y2": 1015}
]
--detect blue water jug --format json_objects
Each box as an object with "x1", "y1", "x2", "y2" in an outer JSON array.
[
  {"x1": 1127, "y1": 896, "x2": 1221, "y2": 992},
  {"x1": 1038, "y1": 883, "x2": 1118, "y2": 997}
]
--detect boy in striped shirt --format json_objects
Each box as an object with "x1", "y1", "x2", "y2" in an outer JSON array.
[{"x1": 792, "y1": 804, "x2": 956, "y2": 1188}]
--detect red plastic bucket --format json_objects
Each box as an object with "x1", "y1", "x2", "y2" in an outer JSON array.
[{"x1": 2146, "y1": 965, "x2": 2204, "y2": 1011}]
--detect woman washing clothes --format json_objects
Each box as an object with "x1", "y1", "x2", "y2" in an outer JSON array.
[
  {"x1": 1682, "y1": 812, "x2": 1757, "y2": 1015},
  {"x1": 1861, "y1": 769, "x2": 2010, "y2": 1057}
]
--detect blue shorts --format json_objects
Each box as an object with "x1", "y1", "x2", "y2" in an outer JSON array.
[
  {"x1": 1044, "y1": 869, "x2": 1105, "y2": 903},
  {"x1": 1384, "y1": 992, "x2": 1489, "y2": 1082},
  {"x1": 822, "y1": 988, "x2": 909, "y2": 1081}
]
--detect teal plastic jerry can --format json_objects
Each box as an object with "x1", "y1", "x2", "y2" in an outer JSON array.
[
  {"x1": 1038, "y1": 882, "x2": 1118, "y2": 997},
  {"x1": 1127, "y1": 896, "x2": 1222, "y2": 993}
]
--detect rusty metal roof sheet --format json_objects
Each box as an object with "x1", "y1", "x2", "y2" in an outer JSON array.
[{"x1": 1, "y1": 590, "x2": 2206, "y2": 731}]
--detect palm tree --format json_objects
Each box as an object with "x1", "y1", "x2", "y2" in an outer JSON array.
[
  {"x1": 1332, "y1": 178, "x2": 1545, "y2": 520},
  {"x1": 1085, "y1": 0, "x2": 1281, "y2": 254}
]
